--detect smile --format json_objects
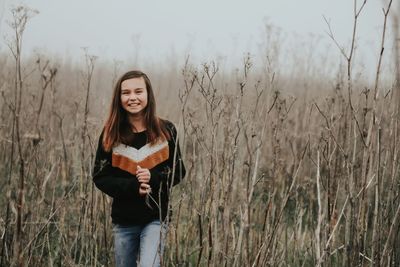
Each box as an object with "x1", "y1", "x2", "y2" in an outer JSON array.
[{"x1": 128, "y1": 103, "x2": 140, "y2": 107}]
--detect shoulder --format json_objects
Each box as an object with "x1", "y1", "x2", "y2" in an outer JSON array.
[
  {"x1": 160, "y1": 118, "x2": 177, "y2": 134},
  {"x1": 96, "y1": 128, "x2": 105, "y2": 148},
  {"x1": 160, "y1": 118, "x2": 175, "y2": 129},
  {"x1": 96, "y1": 127, "x2": 112, "y2": 153},
  {"x1": 159, "y1": 118, "x2": 180, "y2": 144}
]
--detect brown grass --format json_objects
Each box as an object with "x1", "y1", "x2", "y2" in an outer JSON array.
[{"x1": 0, "y1": 2, "x2": 400, "y2": 266}]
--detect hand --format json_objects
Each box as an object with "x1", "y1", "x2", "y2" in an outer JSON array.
[
  {"x1": 136, "y1": 165, "x2": 151, "y2": 184},
  {"x1": 139, "y1": 182, "x2": 151, "y2": 196}
]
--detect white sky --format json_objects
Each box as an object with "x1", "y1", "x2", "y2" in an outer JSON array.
[{"x1": 0, "y1": 0, "x2": 397, "y2": 71}]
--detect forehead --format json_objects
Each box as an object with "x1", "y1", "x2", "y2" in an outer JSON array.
[{"x1": 121, "y1": 77, "x2": 146, "y2": 90}]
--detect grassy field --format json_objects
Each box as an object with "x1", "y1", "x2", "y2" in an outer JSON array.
[{"x1": 1, "y1": 4, "x2": 400, "y2": 267}]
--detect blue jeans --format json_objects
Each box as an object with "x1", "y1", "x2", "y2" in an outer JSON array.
[{"x1": 113, "y1": 220, "x2": 167, "y2": 267}]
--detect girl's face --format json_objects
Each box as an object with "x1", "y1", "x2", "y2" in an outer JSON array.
[{"x1": 120, "y1": 77, "x2": 148, "y2": 117}]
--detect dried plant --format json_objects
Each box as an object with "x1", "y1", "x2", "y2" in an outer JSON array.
[{"x1": 0, "y1": 2, "x2": 399, "y2": 267}]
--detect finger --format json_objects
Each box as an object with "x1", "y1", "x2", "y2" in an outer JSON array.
[
  {"x1": 140, "y1": 183, "x2": 150, "y2": 189},
  {"x1": 137, "y1": 168, "x2": 149, "y2": 173},
  {"x1": 136, "y1": 170, "x2": 150, "y2": 177},
  {"x1": 139, "y1": 188, "x2": 148, "y2": 196},
  {"x1": 138, "y1": 178, "x2": 150, "y2": 184},
  {"x1": 137, "y1": 171, "x2": 150, "y2": 177},
  {"x1": 137, "y1": 173, "x2": 150, "y2": 179},
  {"x1": 136, "y1": 169, "x2": 147, "y2": 175},
  {"x1": 140, "y1": 184, "x2": 151, "y2": 193}
]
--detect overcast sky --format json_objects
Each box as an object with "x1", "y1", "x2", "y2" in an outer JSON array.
[{"x1": 0, "y1": 0, "x2": 396, "y2": 71}]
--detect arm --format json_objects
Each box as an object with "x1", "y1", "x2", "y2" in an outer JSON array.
[
  {"x1": 136, "y1": 122, "x2": 186, "y2": 194},
  {"x1": 92, "y1": 133, "x2": 141, "y2": 199},
  {"x1": 166, "y1": 122, "x2": 186, "y2": 187},
  {"x1": 146, "y1": 122, "x2": 186, "y2": 192}
]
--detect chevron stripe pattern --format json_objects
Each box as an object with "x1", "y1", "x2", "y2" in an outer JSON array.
[{"x1": 112, "y1": 140, "x2": 169, "y2": 175}]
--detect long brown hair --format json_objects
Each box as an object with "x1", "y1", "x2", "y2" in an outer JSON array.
[{"x1": 102, "y1": 70, "x2": 170, "y2": 152}]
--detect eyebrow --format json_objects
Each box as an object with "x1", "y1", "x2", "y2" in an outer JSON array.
[{"x1": 121, "y1": 87, "x2": 144, "y2": 91}]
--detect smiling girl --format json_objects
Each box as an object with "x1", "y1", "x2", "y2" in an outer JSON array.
[{"x1": 92, "y1": 70, "x2": 186, "y2": 267}]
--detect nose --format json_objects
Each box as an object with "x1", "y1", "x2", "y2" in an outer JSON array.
[{"x1": 128, "y1": 93, "x2": 137, "y2": 101}]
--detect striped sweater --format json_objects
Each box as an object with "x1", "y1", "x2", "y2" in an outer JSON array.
[{"x1": 92, "y1": 120, "x2": 186, "y2": 225}]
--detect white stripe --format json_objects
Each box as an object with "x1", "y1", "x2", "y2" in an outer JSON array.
[{"x1": 113, "y1": 141, "x2": 168, "y2": 162}]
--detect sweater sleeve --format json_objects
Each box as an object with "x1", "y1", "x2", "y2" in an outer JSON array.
[
  {"x1": 147, "y1": 122, "x2": 186, "y2": 192},
  {"x1": 166, "y1": 122, "x2": 186, "y2": 187},
  {"x1": 92, "y1": 133, "x2": 141, "y2": 199},
  {"x1": 148, "y1": 168, "x2": 162, "y2": 192}
]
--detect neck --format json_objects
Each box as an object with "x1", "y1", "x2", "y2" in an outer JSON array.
[{"x1": 127, "y1": 114, "x2": 146, "y2": 132}]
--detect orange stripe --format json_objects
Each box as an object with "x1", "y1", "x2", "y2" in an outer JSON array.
[
  {"x1": 112, "y1": 146, "x2": 169, "y2": 175},
  {"x1": 139, "y1": 145, "x2": 169, "y2": 169}
]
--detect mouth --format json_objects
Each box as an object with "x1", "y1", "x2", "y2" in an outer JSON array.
[{"x1": 128, "y1": 103, "x2": 140, "y2": 107}]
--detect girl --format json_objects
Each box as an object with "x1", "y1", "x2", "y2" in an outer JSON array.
[{"x1": 92, "y1": 70, "x2": 186, "y2": 267}]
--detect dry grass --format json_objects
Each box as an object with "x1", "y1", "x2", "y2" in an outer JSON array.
[{"x1": 1, "y1": 3, "x2": 400, "y2": 267}]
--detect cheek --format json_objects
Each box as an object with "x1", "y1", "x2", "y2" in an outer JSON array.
[{"x1": 143, "y1": 92, "x2": 149, "y2": 103}]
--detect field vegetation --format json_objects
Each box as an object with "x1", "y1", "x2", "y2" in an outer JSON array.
[{"x1": 0, "y1": 1, "x2": 400, "y2": 266}]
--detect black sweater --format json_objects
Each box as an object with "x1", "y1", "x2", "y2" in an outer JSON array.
[{"x1": 92, "y1": 120, "x2": 186, "y2": 225}]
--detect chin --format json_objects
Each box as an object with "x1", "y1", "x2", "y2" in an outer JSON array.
[{"x1": 128, "y1": 110, "x2": 144, "y2": 116}]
